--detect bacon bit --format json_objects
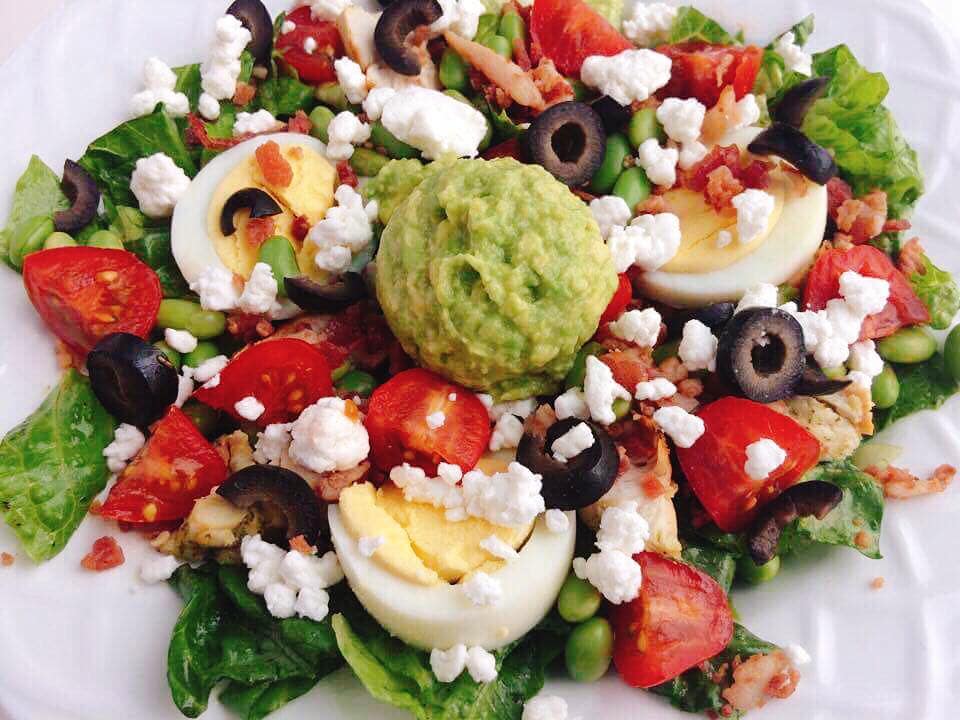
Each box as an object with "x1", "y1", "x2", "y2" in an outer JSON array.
[
  {"x1": 81, "y1": 536, "x2": 125, "y2": 572},
  {"x1": 233, "y1": 81, "x2": 257, "y2": 106},
  {"x1": 836, "y1": 190, "x2": 887, "y2": 244},
  {"x1": 828, "y1": 233, "x2": 855, "y2": 251},
  {"x1": 871, "y1": 576, "x2": 886, "y2": 590},
  {"x1": 287, "y1": 110, "x2": 313, "y2": 135},
  {"x1": 854, "y1": 530, "x2": 871, "y2": 549},
  {"x1": 1, "y1": 552, "x2": 14, "y2": 566},
  {"x1": 256, "y1": 141, "x2": 294, "y2": 188},
  {"x1": 337, "y1": 160, "x2": 359, "y2": 188},
  {"x1": 679, "y1": 145, "x2": 771, "y2": 210},
  {"x1": 289, "y1": 534, "x2": 317, "y2": 554},
  {"x1": 187, "y1": 113, "x2": 247, "y2": 150},
  {"x1": 705, "y1": 166, "x2": 745, "y2": 212},
  {"x1": 292, "y1": 215, "x2": 312, "y2": 242},
  {"x1": 826, "y1": 177, "x2": 854, "y2": 216},
  {"x1": 313, "y1": 461, "x2": 371, "y2": 502},
  {"x1": 227, "y1": 312, "x2": 276, "y2": 341},
  {"x1": 529, "y1": 58, "x2": 574, "y2": 107},
  {"x1": 883, "y1": 218, "x2": 911, "y2": 233},
  {"x1": 607, "y1": 416, "x2": 661, "y2": 467},
  {"x1": 601, "y1": 347, "x2": 655, "y2": 392},
  {"x1": 636, "y1": 195, "x2": 668, "y2": 215},
  {"x1": 657, "y1": 356, "x2": 689, "y2": 383},
  {"x1": 513, "y1": 37, "x2": 532, "y2": 71},
  {"x1": 722, "y1": 651, "x2": 799, "y2": 712},
  {"x1": 898, "y1": 237, "x2": 926, "y2": 276},
  {"x1": 866, "y1": 463, "x2": 956, "y2": 499},
  {"x1": 244, "y1": 216, "x2": 276, "y2": 248},
  {"x1": 677, "y1": 378, "x2": 704, "y2": 398},
  {"x1": 572, "y1": 188, "x2": 597, "y2": 204},
  {"x1": 482, "y1": 138, "x2": 524, "y2": 161}
]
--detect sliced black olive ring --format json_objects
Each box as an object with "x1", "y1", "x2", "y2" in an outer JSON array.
[
  {"x1": 374, "y1": 0, "x2": 443, "y2": 76},
  {"x1": 54, "y1": 160, "x2": 101, "y2": 233},
  {"x1": 227, "y1": 0, "x2": 275, "y2": 65},
  {"x1": 747, "y1": 122, "x2": 838, "y2": 185},
  {"x1": 773, "y1": 76, "x2": 830, "y2": 129},
  {"x1": 285, "y1": 272, "x2": 367, "y2": 313},
  {"x1": 220, "y1": 188, "x2": 284, "y2": 236},
  {"x1": 525, "y1": 102, "x2": 607, "y2": 187}
]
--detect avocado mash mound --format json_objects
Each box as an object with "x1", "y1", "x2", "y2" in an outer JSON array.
[{"x1": 373, "y1": 157, "x2": 617, "y2": 399}]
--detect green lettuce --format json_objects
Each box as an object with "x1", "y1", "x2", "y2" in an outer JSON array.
[
  {"x1": 0, "y1": 370, "x2": 114, "y2": 561},
  {"x1": 876, "y1": 354, "x2": 959, "y2": 430},
  {"x1": 907, "y1": 253, "x2": 960, "y2": 330},
  {"x1": 668, "y1": 7, "x2": 736, "y2": 45},
  {"x1": 0, "y1": 155, "x2": 69, "y2": 268},
  {"x1": 173, "y1": 63, "x2": 203, "y2": 107},
  {"x1": 754, "y1": 16, "x2": 815, "y2": 101},
  {"x1": 256, "y1": 76, "x2": 316, "y2": 118}
]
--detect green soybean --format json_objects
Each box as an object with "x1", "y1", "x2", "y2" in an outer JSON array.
[
  {"x1": 821, "y1": 365, "x2": 847, "y2": 381},
  {"x1": 336, "y1": 369, "x2": 377, "y2": 397},
  {"x1": 871, "y1": 364, "x2": 900, "y2": 409},
  {"x1": 153, "y1": 341, "x2": 182, "y2": 371},
  {"x1": 565, "y1": 341, "x2": 605, "y2": 389},
  {"x1": 44, "y1": 231, "x2": 77, "y2": 249},
  {"x1": 157, "y1": 299, "x2": 226, "y2": 340},
  {"x1": 439, "y1": 49, "x2": 470, "y2": 94},
  {"x1": 737, "y1": 555, "x2": 781, "y2": 584},
  {"x1": 612, "y1": 166, "x2": 651, "y2": 212},
  {"x1": 182, "y1": 400, "x2": 221, "y2": 438},
  {"x1": 10, "y1": 216, "x2": 55, "y2": 267},
  {"x1": 567, "y1": 78, "x2": 590, "y2": 102},
  {"x1": 87, "y1": 229, "x2": 124, "y2": 250},
  {"x1": 257, "y1": 236, "x2": 300, "y2": 296},
  {"x1": 499, "y1": 11, "x2": 526, "y2": 50},
  {"x1": 371, "y1": 122, "x2": 420, "y2": 160},
  {"x1": 187, "y1": 310, "x2": 227, "y2": 340},
  {"x1": 590, "y1": 133, "x2": 631, "y2": 195},
  {"x1": 612, "y1": 397, "x2": 632, "y2": 420},
  {"x1": 627, "y1": 107, "x2": 664, "y2": 148},
  {"x1": 877, "y1": 326, "x2": 937, "y2": 364},
  {"x1": 309, "y1": 105, "x2": 335, "y2": 143},
  {"x1": 315, "y1": 82, "x2": 349, "y2": 112},
  {"x1": 350, "y1": 147, "x2": 391, "y2": 178},
  {"x1": 945, "y1": 325, "x2": 960, "y2": 382},
  {"x1": 565, "y1": 618, "x2": 614, "y2": 683},
  {"x1": 183, "y1": 341, "x2": 221, "y2": 369},
  {"x1": 481, "y1": 34, "x2": 512, "y2": 59},
  {"x1": 475, "y1": 13, "x2": 500, "y2": 43},
  {"x1": 557, "y1": 573, "x2": 601, "y2": 623}
]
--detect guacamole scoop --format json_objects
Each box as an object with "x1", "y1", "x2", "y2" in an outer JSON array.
[{"x1": 373, "y1": 157, "x2": 617, "y2": 399}]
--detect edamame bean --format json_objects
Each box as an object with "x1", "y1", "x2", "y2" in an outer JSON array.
[
  {"x1": 475, "y1": 13, "x2": 499, "y2": 43},
  {"x1": 336, "y1": 369, "x2": 377, "y2": 397},
  {"x1": 871, "y1": 363, "x2": 900, "y2": 409},
  {"x1": 315, "y1": 82, "x2": 349, "y2": 112},
  {"x1": 187, "y1": 310, "x2": 228, "y2": 340},
  {"x1": 350, "y1": 148, "x2": 391, "y2": 178},
  {"x1": 612, "y1": 396, "x2": 632, "y2": 420},
  {"x1": 257, "y1": 236, "x2": 300, "y2": 296},
  {"x1": 371, "y1": 122, "x2": 420, "y2": 160},
  {"x1": 821, "y1": 365, "x2": 847, "y2": 381},
  {"x1": 181, "y1": 400, "x2": 221, "y2": 438},
  {"x1": 612, "y1": 166, "x2": 651, "y2": 212},
  {"x1": 565, "y1": 341, "x2": 605, "y2": 389},
  {"x1": 877, "y1": 326, "x2": 937, "y2": 364},
  {"x1": 44, "y1": 231, "x2": 77, "y2": 249},
  {"x1": 87, "y1": 229, "x2": 124, "y2": 250},
  {"x1": 557, "y1": 573, "x2": 602, "y2": 623},
  {"x1": 481, "y1": 34, "x2": 512, "y2": 59},
  {"x1": 183, "y1": 341, "x2": 221, "y2": 369},
  {"x1": 590, "y1": 133, "x2": 631, "y2": 195},
  {"x1": 627, "y1": 108, "x2": 664, "y2": 148},
  {"x1": 309, "y1": 106, "x2": 335, "y2": 143},
  {"x1": 565, "y1": 618, "x2": 613, "y2": 683},
  {"x1": 153, "y1": 341, "x2": 182, "y2": 371},
  {"x1": 332, "y1": 361, "x2": 354, "y2": 382},
  {"x1": 10, "y1": 216, "x2": 55, "y2": 267},
  {"x1": 567, "y1": 78, "x2": 590, "y2": 102},
  {"x1": 737, "y1": 554, "x2": 780, "y2": 584},
  {"x1": 157, "y1": 299, "x2": 226, "y2": 340},
  {"x1": 439, "y1": 49, "x2": 470, "y2": 94},
  {"x1": 945, "y1": 325, "x2": 960, "y2": 382},
  {"x1": 498, "y1": 11, "x2": 526, "y2": 51}
]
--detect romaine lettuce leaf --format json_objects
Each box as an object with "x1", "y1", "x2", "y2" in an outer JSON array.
[
  {"x1": 0, "y1": 155, "x2": 69, "y2": 268},
  {"x1": 256, "y1": 76, "x2": 316, "y2": 118},
  {"x1": 584, "y1": 0, "x2": 624, "y2": 30},
  {"x1": 754, "y1": 16, "x2": 815, "y2": 101},
  {"x1": 876, "y1": 354, "x2": 959, "y2": 430},
  {"x1": 668, "y1": 7, "x2": 736, "y2": 45},
  {"x1": 907, "y1": 253, "x2": 960, "y2": 330}
]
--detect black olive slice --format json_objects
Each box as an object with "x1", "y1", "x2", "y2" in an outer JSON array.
[
  {"x1": 717, "y1": 308, "x2": 806, "y2": 403},
  {"x1": 218, "y1": 465, "x2": 324, "y2": 544},
  {"x1": 284, "y1": 273, "x2": 367, "y2": 313},
  {"x1": 87, "y1": 333, "x2": 179, "y2": 428},
  {"x1": 227, "y1": 0, "x2": 274, "y2": 65},
  {"x1": 220, "y1": 188, "x2": 283, "y2": 236},
  {"x1": 795, "y1": 365, "x2": 852, "y2": 397},
  {"x1": 516, "y1": 418, "x2": 618, "y2": 510},
  {"x1": 53, "y1": 160, "x2": 101, "y2": 233},
  {"x1": 525, "y1": 102, "x2": 607, "y2": 187},
  {"x1": 773, "y1": 76, "x2": 830, "y2": 128},
  {"x1": 747, "y1": 122, "x2": 838, "y2": 185},
  {"x1": 589, "y1": 96, "x2": 631, "y2": 134},
  {"x1": 666, "y1": 302, "x2": 736, "y2": 336},
  {"x1": 374, "y1": 0, "x2": 443, "y2": 76},
  {"x1": 747, "y1": 481, "x2": 843, "y2": 565}
]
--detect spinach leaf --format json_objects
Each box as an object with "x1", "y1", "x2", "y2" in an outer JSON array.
[
  {"x1": 174, "y1": 63, "x2": 203, "y2": 107},
  {"x1": 126, "y1": 226, "x2": 191, "y2": 298},
  {"x1": 199, "y1": 105, "x2": 238, "y2": 167},
  {"x1": 875, "y1": 354, "x2": 959, "y2": 430},
  {"x1": 907, "y1": 253, "x2": 960, "y2": 330},
  {"x1": 256, "y1": 76, "x2": 316, "y2": 118},
  {"x1": 0, "y1": 370, "x2": 114, "y2": 562},
  {"x1": 668, "y1": 7, "x2": 736, "y2": 45},
  {"x1": 0, "y1": 155, "x2": 69, "y2": 268},
  {"x1": 681, "y1": 545, "x2": 737, "y2": 593}
]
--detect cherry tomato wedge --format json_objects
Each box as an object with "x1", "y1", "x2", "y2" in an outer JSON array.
[
  {"x1": 676, "y1": 398, "x2": 821, "y2": 532},
  {"x1": 802, "y1": 244, "x2": 930, "y2": 340},
  {"x1": 99, "y1": 407, "x2": 229, "y2": 524},
  {"x1": 658, "y1": 43, "x2": 763, "y2": 107},
  {"x1": 275, "y1": 6, "x2": 344, "y2": 85},
  {"x1": 80, "y1": 536, "x2": 125, "y2": 571},
  {"x1": 365, "y1": 368, "x2": 491, "y2": 474},
  {"x1": 22, "y1": 247, "x2": 162, "y2": 356},
  {"x1": 193, "y1": 338, "x2": 333, "y2": 427},
  {"x1": 530, "y1": 0, "x2": 632, "y2": 76},
  {"x1": 600, "y1": 273, "x2": 633, "y2": 324},
  {"x1": 611, "y1": 552, "x2": 734, "y2": 688}
]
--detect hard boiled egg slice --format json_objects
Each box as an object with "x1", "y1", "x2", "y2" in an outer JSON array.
[{"x1": 329, "y1": 504, "x2": 576, "y2": 651}]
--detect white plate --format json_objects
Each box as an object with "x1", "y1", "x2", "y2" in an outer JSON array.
[{"x1": 0, "y1": 1, "x2": 958, "y2": 718}]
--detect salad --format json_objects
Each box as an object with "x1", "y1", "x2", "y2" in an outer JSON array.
[{"x1": 1, "y1": 0, "x2": 959, "y2": 719}]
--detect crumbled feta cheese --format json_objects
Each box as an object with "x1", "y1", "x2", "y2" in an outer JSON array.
[
  {"x1": 303, "y1": 36, "x2": 319, "y2": 54},
  {"x1": 784, "y1": 643, "x2": 812, "y2": 666},
  {"x1": 175, "y1": 373, "x2": 194, "y2": 408},
  {"x1": 289, "y1": 397, "x2": 370, "y2": 473},
  {"x1": 279, "y1": 548, "x2": 344, "y2": 591},
  {"x1": 431, "y1": 0, "x2": 486, "y2": 39},
  {"x1": 431, "y1": 645, "x2": 468, "y2": 683},
  {"x1": 281, "y1": 20, "x2": 297, "y2": 33},
  {"x1": 189, "y1": 266, "x2": 241, "y2": 311},
  {"x1": 608, "y1": 212, "x2": 682, "y2": 273},
  {"x1": 839, "y1": 271, "x2": 891, "y2": 317},
  {"x1": 237, "y1": 262, "x2": 280, "y2": 315},
  {"x1": 489, "y1": 413, "x2": 524, "y2": 451},
  {"x1": 306, "y1": 184, "x2": 378, "y2": 273},
  {"x1": 545, "y1": 509, "x2": 570, "y2": 534},
  {"x1": 736, "y1": 282, "x2": 780, "y2": 314},
  {"x1": 551, "y1": 422, "x2": 596, "y2": 464},
  {"x1": 732, "y1": 94, "x2": 761, "y2": 130},
  {"x1": 732, "y1": 189, "x2": 775, "y2": 245},
  {"x1": 361, "y1": 86, "x2": 396, "y2": 122},
  {"x1": 609, "y1": 308, "x2": 662, "y2": 347},
  {"x1": 847, "y1": 340, "x2": 884, "y2": 381},
  {"x1": 437, "y1": 462, "x2": 463, "y2": 485},
  {"x1": 391, "y1": 463, "x2": 465, "y2": 511},
  {"x1": 744, "y1": 438, "x2": 787, "y2": 481},
  {"x1": 775, "y1": 31, "x2": 812, "y2": 76},
  {"x1": 358, "y1": 535, "x2": 385, "y2": 557},
  {"x1": 596, "y1": 502, "x2": 650, "y2": 555},
  {"x1": 335, "y1": 56, "x2": 369, "y2": 104},
  {"x1": 483, "y1": 397, "x2": 537, "y2": 422},
  {"x1": 584, "y1": 355, "x2": 631, "y2": 425},
  {"x1": 590, "y1": 195, "x2": 632, "y2": 240},
  {"x1": 164, "y1": 327, "x2": 198, "y2": 354},
  {"x1": 824, "y1": 298, "x2": 868, "y2": 346},
  {"x1": 295, "y1": 587, "x2": 331, "y2": 622},
  {"x1": 679, "y1": 319, "x2": 718, "y2": 372},
  {"x1": 139, "y1": 553, "x2": 181, "y2": 584},
  {"x1": 466, "y1": 646, "x2": 498, "y2": 683},
  {"x1": 554, "y1": 388, "x2": 590, "y2": 420},
  {"x1": 235, "y1": 395, "x2": 266, "y2": 421},
  {"x1": 253, "y1": 422, "x2": 293, "y2": 465},
  {"x1": 634, "y1": 377, "x2": 676, "y2": 402},
  {"x1": 264, "y1": 582, "x2": 297, "y2": 618},
  {"x1": 325, "y1": 111, "x2": 371, "y2": 161},
  {"x1": 716, "y1": 229, "x2": 733, "y2": 248},
  {"x1": 381, "y1": 87, "x2": 488, "y2": 159},
  {"x1": 462, "y1": 462, "x2": 545, "y2": 527},
  {"x1": 241, "y1": 534, "x2": 286, "y2": 593},
  {"x1": 130, "y1": 153, "x2": 191, "y2": 218},
  {"x1": 311, "y1": 0, "x2": 353, "y2": 21},
  {"x1": 448, "y1": 393, "x2": 458, "y2": 402},
  {"x1": 426, "y1": 411, "x2": 447, "y2": 429},
  {"x1": 131, "y1": 57, "x2": 190, "y2": 118},
  {"x1": 636, "y1": 138, "x2": 679, "y2": 188},
  {"x1": 198, "y1": 92, "x2": 221, "y2": 121},
  {"x1": 233, "y1": 109, "x2": 283, "y2": 137},
  {"x1": 200, "y1": 15, "x2": 252, "y2": 102},
  {"x1": 202, "y1": 374, "x2": 221, "y2": 389},
  {"x1": 192, "y1": 354, "x2": 229, "y2": 384},
  {"x1": 461, "y1": 571, "x2": 502, "y2": 606},
  {"x1": 653, "y1": 406, "x2": 705, "y2": 448},
  {"x1": 480, "y1": 534, "x2": 518, "y2": 560},
  {"x1": 572, "y1": 549, "x2": 643, "y2": 604},
  {"x1": 103, "y1": 423, "x2": 145, "y2": 474},
  {"x1": 522, "y1": 695, "x2": 569, "y2": 720},
  {"x1": 677, "y1": 140, "x2": 708, "y2": 171},
  {"x1": 657, "y1": 97, "x2": 705, "y2": 146},
  {"x1": 580, "y1": 49, "x2": 672, "y2": 106}
]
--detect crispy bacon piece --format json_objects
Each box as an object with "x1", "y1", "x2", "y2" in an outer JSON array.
[
  {"x1": 530, "y1": 59, "x2": 574, "y2": 107},
  {"x1": 256, "y1": 141, "x2": 294, "y2": 188},
  {"x1": 337, "y1": 161, "x2": 359, "y2": 188},
  {"x1": 244, "y1": 216, "x2": 276, "y2": 248},
  {"x1": 865, "y1": 463, "x2": 956, "y2": 499},
  {"x1": 292, "y1": 215, "x2": 312, "y2": 242},
  {"x1": 835, "y1": 190, "x2": 888, "y2": 244},
  {"x1": 705, "y1": 166, "x2": 744, "y2": 212},
  {"x1": 898, "y1": 237, "x2": 927, "y2": 276},
  {"x1": 679, "y1": 145, "x2": 771, "y2": 211},
  {"x1": 601, "y1": 346, "x2": 656, "y2": 392},
  {"x1": 187, "y1": 113, "x2": 245, "y2": 151},
  {"x1": 289, "y1": 535, "x2": 317, "y2": 554},
  {"x1": 81, "y1": 536, "x2": 125, "y2": 572},
  {"x1": 287, "y1": 110, "x2": 313, "y2": 135},
  {"x1": 1, "y1": 552, "x2": 13, "y2": 566},
  {"x1": 226, "y1": 312, "x2": 275, "y2": 342}
]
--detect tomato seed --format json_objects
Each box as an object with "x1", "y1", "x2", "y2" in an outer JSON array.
[
  {"x1": 96, "y1": 270, "x2": 119, "y2": 283},
  {"x1": 142, "y1": 503, "x2": 158, "y2": 522}
]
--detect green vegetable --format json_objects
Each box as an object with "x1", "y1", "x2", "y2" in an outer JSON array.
[
  {"x1": 167, "y1": 564, "x2": 343, "y2": 719},
  {"x1": 754, "y1": 16, "x2": 815, "y2": 99},
  {"x1": 196, "y1": 105, "x2": 238, "y2": 166},
  {"x1": 440, "y1": 49, "x2": 471, "y2": 94},
  {"x1": 612, "y1": 166, "x2": 651, "y2": 212},
  {"x1": 736, "y1": 555, "x2": 781, "y2": 584},
  {"x1": 125, "y1": 227, "x2": 191, "y2": 298},
  {"x1": 309, "y1": 105, "x2": 335, "y2": 143},
  {"x1": 612, "y1": 397, "x2": 632, "y2": 420},
  {"x1": 180, "y1": 401, "x2": 221, "y2": 439},
  {"x1": 153, "y1": 341, "x2": 183, "y2": 371},
  {"x1": 877, "y1": 326, "x2": 937, "y2": 364},
  {"x1": 852, "y1": 442, "x2": 902, "y2": 472},
  {"x1": 9, "y1": 215, "x2": 55, "y2": 268},
  {"x1": 257, "y1": 236, "x2": 300, "y2": 295},
  {"x1": 113, "y1": 205, "x2": 146, "y2": 242},
  {"x1": 565, "y1": 618, "x2": 613, "y2": 683},
  {"x1": 87, "y1": 229, "x2": 124, "y2": 250},
  {"x1": 557, "y1": 573, "x2": 602, "y2": 623},
  {"x1": 946, "y1": 325, "x2": 960, "y2": 382},
  {"x1": 871, "y1": 363, "x2": 900, "y2": 409},
  {"x1": 583, "y1": 0, "x2": 623, "y2": 28},
  {"x1": 822, "y1": 365, "x2": 847, "y2": 380},
  {"x1": 477, "y1": 98, "x2": 523, "y2": 144},
  {"x1": 627, "y1": 108, "x2": 664, "y2": 148},
  {"x1": 568, "y1": 78, "x2": 590, "y2": 102},
  {"x1": 0, "y1": 371, "x2": 114, "y2": 562},
  {"x1": 0, "y1": 156, "x2": 69, "y2": 269},
  {"x1": 257, "y1": 75, "x2": 316, "y2": 117},
  {"x1": 652, "y1": 338, "x2": 680, "y2": 364},
  {"x1": 315, "y1": 83, "x2": 349, "y2": 112},
  {"x1": 498, "y1": 11, "x2": 526, "y2": 51},
  {"x1": 565, "y1": 341, "x2": 605, "y2": 389},
  {"x1": 336, "y1": 370, "x2": 377, "y2": 397},
  {"x1": 907, "y1": 252, "x2": 960, "y2": 330},
  {"x1": 481, "y1": 34, "x2": 512, "y2": 60},
  {"x1": 668, "y1": 7, "x2": 736, "y2": 45},
  {"x1": 157, "y1": 299, "x2": 227, "y2": 339},
  {"x1": 44, "y1": 231, "x2": 77, "y2": 249},
  {"x1": 172, "y1": 63, "x2": 203, "y2": 107},
  {"x1": 681, "y1": 545, "x2": 737, "y2": 593},
  {"x1": 590, "y1": 134, "x2": 631, "y2": 195},
  {"x1": 875, "y1": 353, "x2": 959, "y2": 430},
  {"x1": 183, "y1": 341, "x2": 220, "y2": 369},
  {"x1": 475, "y1": 14, "x2": 500, "y2": 44},
  {"x1": 350, "y1": 148, "x2": 391, "y2": 178},
  {"x1": 371, "y1": 122, "x2": 421, "y2": 160}
]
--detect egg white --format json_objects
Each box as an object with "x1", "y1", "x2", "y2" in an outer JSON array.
[{"x1": 328, "y1": 506, "x2": 576, "y2": 650}]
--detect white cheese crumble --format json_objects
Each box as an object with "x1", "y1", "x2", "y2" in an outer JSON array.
[
  {"x1": 264, "y1": 583, "x2": 297, "y2": 618},
  {"x1": 580, "y1": 49, "x2": 672, "y2": 106},
  {"x1": 303, "y1": 37, "x2": 319, "y2": 54},
  {"x1": 295, "y1": 587, "x2": 332, "y2": 623},
  {"x1": 732, "y1": 94, "x2": 761, "y2": 131},
  {"x1": 306, "y1": 184, "x2": 378, "y2": 273},
  {"x1": 481, "y1": 397, "x2": 537, "y2": 422},
  {"x1": 657, "y1": 97, "x2": 705, "y2": 146},
  {"x1": 103, "y1": 423, "x2": 145, "y2": 474},
  {"x1": 237, "y1": 262, "x2": 280, "y2": 315},
  {"x1": 466, "y1": 646, "x2": 498, "y2": 683},
  {"x1": 198, "y1": 92, "x2": 221, "y2": 121},
  {"x1": 607, "y1": 212, "x2": 682, "y2": 273},
  {"x1": 679, "y1": 319, "x2": 718, "y2": 372},
  {"x1": 131, "y1": 57, "x2": 190, "y2": 118},
  {"x1": 358, "y1": 535, "x2": 385, "y2": 557},
  {"x1": 361, "y1": 86, "x2": 396, "y2": 122},
  {"x1": 380, "y1": 87, "x2": 488, "y2": 160},
  {"x1": 677, "y1": 139, "x2": 709, "y2": 171},
  {"x1": 653, "y1": 406, "x2": 705, "y2": 448},
  {"x1": 573, "y1": 549, "x2": 643, "y2": 604},
  {"x1": 775, "y1": 31, "x2": 813, "y2": 76},
  {"x1": 590, "y1": 195, "x2": 632, "y2": 240},
  {"x1": 838, "y1": 271, "x2": 891, "y2": 317},
  {"x1": 462, "y1": 462, "x2": 546, "y2": 527},
  {"x1": 584, "y1": 355, "x2": 631, "y2": 426},
  {"x1": 235, "y1": 395, "x2": 266, "y2": 421},
  {"x1": 139, "y1": 553, "x2": 182, "y2": 584},
  {"x1": 431, "y1": 0, "x2": 486, "y2": 39},
  {"x1": 165, "y1": 328, "x2": 198, "y2": 354},
  {"x1": 744, "y1": 438, "x2": 787, "y2": 480},
  {"x1": 716, "y1": 229, "x2": 733, "y2": 248},
  {"x1": 554, "y1": 388, "x2": 590, "y2": 420},
  {"x1": 281, "y1": 20, "x2": 297, "y2": 33},
  {"x1": 634, "y1": 377, "x2": 676, "y2": 402},
  {"x1": 130, "y1": 153, "x2": 191, "y2": 218},
  {"x1": 480, "y1": 534, "x2": 519, "y2": 560},
  {"x1": 736, "y1": 282, "x2": 779, "y2": 314},
  {"x1": 785, "y1": 643, "x2": 813, "y2": 666},
  {"x1": 200, "y1": 15, "x2": 252, "y2": 105},
  {"x1": 847, "y1": 340, "x2": 884, "y2": 386},
  {"x1": 596, "y1": 501, "x2": 650, "y2": 555},
  {"x1": 311, "y1": 0, "x2": 353, "y2": 21},
  {"x1": 175, "y1": 373, "x2": 194, "y2": 408},
  {"x1": 622, "y1": 2, "x2": 677, "y2": 46},
  {"x1": 545, "y1": 509, "x2": 570, "y2": 534},
  {"x1": 489, "y1": 413, "x2": 524, "y2": 451},
  {"x1": 233, "y1": 109, "x2": 283, "y2": 137},
  {"x1": 522, "y1": 696, "x2": 569, "y2": 720},
  {"x1": 732, "y1": 189, "x2": 776, "y2": 245},
  {"x1": 426, "y1": 411, "x2": 447, "y2": 429},
  {"x1": 253, "y1": 422, "x2": 294, "y2": 465},
  {"x1": 551, "y1": 422, "x2": 596, "y2": 463},
  {"x1": 335, "y1": 56, "x2": 369, "y2": 104},
  {"x1": 448, "y1": 393, "x2": 458, "y2": 402},
  {"x1": 609, "y1": 308, "x2": 662, "y2": 347},
  {"x1": 289, "y1": 397, "x2": 370, "y2": 473},
  {"x1": 189, "y1": 266, "x2": 241, "y2": 311},
  {"x1": 461, "y1": 571, "x2": 502, "y2": 606},
  {"x1": 636, "y1": 138, "x2": 679, "y2": 188},
  {"x1": 326, "y1": 110, "x2": 372, "y2": 161},
  {"x1": 431, "y1": 644, "x2": 468, "y2": 683}
]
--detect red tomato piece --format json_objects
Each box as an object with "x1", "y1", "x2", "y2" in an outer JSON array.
[
  {"x1": 275, "y1": 6, "x2": 344, "y2": 85},
  {"x1": 611, "y1": 552, "x2": 734, "y2": 688},
  {"x1": 194, "y1": 338, "x2": 333, "y2": 426},
  {"x1": 676, "y1": 398, "x2": 821, "y2": 532},
  {"x1": 22, "y1": 247, "x2": 162, "y2": 356},
  {"x1": 99, "y1": 407, "x2": 229, "y2": 524},
  {"x1": 600, "y1": 274, "x2": 633, "y2": 323},
  {"x1": 365, "y1": 369, "x2": 492, "y2": 474},
  {"x1": 80, "y1": 536, "x2": 125, "y2": 571},
  {"x1": 658, "y1": 43, "x2": 763, "y2": 107},
  {"x1": 530, "y1": 0, "x2": 632, "y2": 76},
  {"x1": 802, "y1": 245, "x2": 930, "y2": 340}
]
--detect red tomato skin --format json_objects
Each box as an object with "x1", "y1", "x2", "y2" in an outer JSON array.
[
  {"x1": 275, "y1": 6, "x2": 344, "y2": 85},
  {"x1": 676, "y1": 398, "x2": 821, "y2": 532},
  {"x1": 99, "y1": 407, "x2": 228, "y2": 524},
  {"x1": 658, "y1": 43, "x2": 763, "y2": 107},
  {"x1": 600, "y1": 274, "x2": 633, "y2": 323},
  {"x1": 365, "y1": 369, "x2": 492, "y2": 474},
  {"x1": 530, "y1": 0, "x2": 632, "y2": 76},
  {"x1": 611, "y1": 552, "x2": 734, "y2": 688},
  {"x1": 22, "y1": 247, "x2": 162, "y2": 355},
  {"x1": 80, "y1": 536, "x2": 125, "y2": 571},
  {"x1": 802, "y1": 245, "x2": 930, "y2": 340},
  {"x1": 194, "y1": 338, "x2": 333, "y2": 427}
]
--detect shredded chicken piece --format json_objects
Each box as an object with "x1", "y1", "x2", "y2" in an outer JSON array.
[
  {"x1": 289, "y1": 535, "x2": 317, "y2": 554},
  {"x1": 444, "y1": 31, "x2": 545, "y2": 111},
  {"x1": 529, "y1": 58, "x2": 573, "y2": 107},
  {"x1": 722, "y1": 651, "x2": 800, "y2": 712},
  {"x1": 865, "y1": 464, "x2": 955, "y2": 499},
  {"x1": 656, "y1": 356, "x2": 689, "y2": 384},
  {"x1": 701, "y1": 86, "x2": 738, "y2": 144}
]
